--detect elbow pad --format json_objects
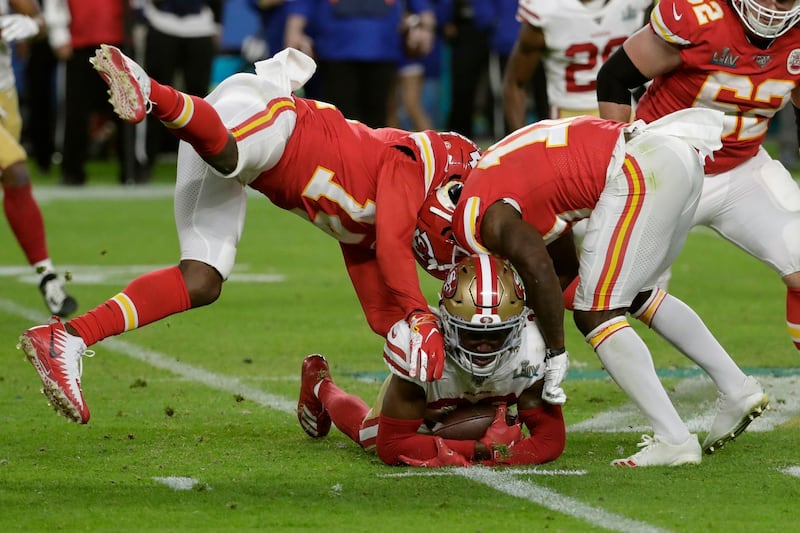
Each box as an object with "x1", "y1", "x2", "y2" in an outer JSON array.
[{"x1": 597, "y1": 47, "x2": 650, "y2": 105}]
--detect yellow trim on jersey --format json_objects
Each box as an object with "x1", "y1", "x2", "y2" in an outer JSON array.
[
  {"x1": 112, "y1": 293, "x2": 138, "y2": 331},
  {"x1": 461, "y1": 197, "x2": 490, "y2": 254},
  {"x1": 163, "y1": 93, "x2": 195, "y2": 130},
  {"x1": 410, "y1": 132, "x2": 436, "y2": 194}
]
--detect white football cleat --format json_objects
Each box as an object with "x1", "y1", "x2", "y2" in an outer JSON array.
[
  {"x1": 703, "y1": 376, "x2": 769, "y2": 454},
  {"x1": 90, "y1": 44, "x2": 152, "y2": 123},
  {"x1": 612, "y1": 434, "x2": 701, "y2": 467}
]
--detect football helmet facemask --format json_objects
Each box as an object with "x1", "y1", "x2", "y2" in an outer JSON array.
[
  {"x1": 413, "y1": 179, "x2": 469, "y2": 279},
  {"x1": 439, "y1": 254, "x2": 526, "y2": 378},
  {"x1": 730, "y1": 0, "x2": 800, "y2": 38}
]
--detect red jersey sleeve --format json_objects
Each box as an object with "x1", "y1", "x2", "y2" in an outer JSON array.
[{"x1": 374, "y1": 149, "x2": 433, "y2": 317}]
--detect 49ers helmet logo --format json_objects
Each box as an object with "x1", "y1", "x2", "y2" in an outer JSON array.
[{"x1": 442, "y1": 267, "x2": 458, "y2": 298}]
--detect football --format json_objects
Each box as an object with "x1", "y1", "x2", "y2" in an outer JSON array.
[{"x1": 429, "y1": 403, "x2": 498, "y2": 440}]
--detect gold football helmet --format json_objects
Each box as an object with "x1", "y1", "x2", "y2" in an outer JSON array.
[{"x1": 439, "y1": 254, "x2": 526, "y2": 377}]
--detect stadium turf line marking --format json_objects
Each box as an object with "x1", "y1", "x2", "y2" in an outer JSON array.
[
  {"x1": 458, "y1": 468, "x2": 672, "y2": 533},
  {"x1": 779, "y1": 466, "x2": 800, "y2": 478},
  {"x1": 0, "y1": 264, "x2": 285, "y2": 285},
  {"x1": 380, "y1": 468, "x2": 587, "y2": 477},
  {"x1": 1, "y1": 299, "x2": 296, "y2": 414},
  {"x1": 152, "y1": 477, "x2": 206, "y2": 491}
]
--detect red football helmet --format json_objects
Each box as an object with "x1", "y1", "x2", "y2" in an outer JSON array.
[
  {"x1": 413, "y1": 179, "x2": 469, "y2": 279},
  {"x1": 439, "y1": 131, "x2": 481, "y2": 183}
]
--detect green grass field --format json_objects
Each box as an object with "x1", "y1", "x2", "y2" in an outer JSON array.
[{"x1": 1, "y1": 160, "x2": 799, "y2": 532}]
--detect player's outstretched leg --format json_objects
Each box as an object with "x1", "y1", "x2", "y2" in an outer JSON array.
[
  {"x1": 90, "y1": 44, "x2": 151, "y2": 123},
  {"x1": 297, "y1": 354, "x2": 333, "y2": 438},
  {"x1": 17, "y1": 317, "x2": 93, "y2": 423},
  {"x1": 702, "y1": 376, "x2": 769, "y2": 454}
]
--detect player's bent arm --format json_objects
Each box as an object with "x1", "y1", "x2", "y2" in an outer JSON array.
[
  {"x1": 376, "y1": 376, "x2": 480, "y2": 465},
  {"x1": 341, "y1": 244, "x2": 403, "y2": 336},
  {"x1": 374, "y1": 159, "x2": 432, "y2": 318},
  {"x1": 503, "y1": 24, "x2": 546, "y2": 131},
  {"x1": 486, "y1": 382, "x2": 566, "y2": 466},
  {"x1": 597, "y1": 25, "x2": 680, "y2": 122},
  {"x1": 480, "y1": 201, "x2": 565, "y2": 352}
]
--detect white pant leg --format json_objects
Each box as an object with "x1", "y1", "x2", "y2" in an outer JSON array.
[
  {"x1": 575, "y1": 132, "x2": 704, "y2": 311},
  {"x1": 174, "y1": 142, "x2": 247, "y2": 280},
  {"x1": 695, "y1": 147, "x2": 800, "y2": 277}
]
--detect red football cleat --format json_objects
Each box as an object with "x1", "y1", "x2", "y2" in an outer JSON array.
[
  {"x1": 90, "y1": 44, "x2": 151, "y2": 123},
  {"x1": 297, "y1": 354, "x2": 333, "y2": 438},
  {"x1": 17, "y1": 317, "x2": 94, "y2": 423}
]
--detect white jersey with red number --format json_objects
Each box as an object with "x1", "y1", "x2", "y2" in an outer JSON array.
[
  {"x1": 382, "y1": 314, "x2": 546, "y2": 408},
  {"x1": 517, "y1": 0, "x2": 651, "y2": 114},
  {"x1": 637, "y1": 0, "x2": 800, "y2": 174}
]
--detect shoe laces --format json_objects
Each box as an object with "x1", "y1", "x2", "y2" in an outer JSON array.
[
  {"x1": 635, "y1": 434, "x2": 657, "y2": 451},
  {"x1": 76, "y1": 348, "x2": 95, "y2": 379}
]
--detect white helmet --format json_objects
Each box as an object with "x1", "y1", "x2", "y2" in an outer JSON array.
[
  {"x1": 730, "y1": 0, "x2": 800, "y2": 39},
  {"x1": 439, "y1": 254, "x2": 526, "y2": 378}
]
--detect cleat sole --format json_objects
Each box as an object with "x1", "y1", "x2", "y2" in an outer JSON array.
[{"x1": 702, "y1": 398, "x2": 770, "y2": 455}]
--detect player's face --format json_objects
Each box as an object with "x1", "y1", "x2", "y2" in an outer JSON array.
[
  {"x1": 458, "y1": 329, "x2": 511, "y2": 365},
  {"x1": 758, "y1": 0, "x2": 795, "y2": 10}
]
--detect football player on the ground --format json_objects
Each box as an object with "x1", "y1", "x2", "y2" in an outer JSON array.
[
  {"x1": 1, "y1": 0, "x2": 77, "y2": 317},
  {"x1": 17, "y1": 46, "x2": 481, "y2": 424},
  {"x1": 452, "y1": 108, "x2": 728, "y2": 466},
  {"x1": 503, "y1": 0, "x2": 651, "y2": 131},
  {"x1": 596, "y1": 0, "x2": 789, "y2": 454},
  {"x1": 297, "y1": 254, "x2": 566, "y2": 467}
]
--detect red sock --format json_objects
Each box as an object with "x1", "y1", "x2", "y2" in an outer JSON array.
[
  {"x1": 3, "y1": 182, "x2": 48, "y2": 264},
  {"x1": 318, "y1": 380, "x2": 370, "y2": 445},
  {"x1": 562, "y1": 276, "x2": 578, "y2": 311},
  {"x1": 788, "y1": 287, "x2": 800, "y2": 352},
  {"x1": 148, "y1": 80, "x2": 229, "y2": 157},
  {"x1": 69, "y1": 267, "x2": 191, "y2": 346}
]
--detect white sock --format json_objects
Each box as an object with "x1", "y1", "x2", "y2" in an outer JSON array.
[
  {"x1": 33, "y1": 259, "x2": 55, "y2": 277},
  {"x1": 633, "y1": 289, "x2": 746, "y2": 396},
  {"x1": 587, "y1": 316, "x2": 691, "y2": 445}
]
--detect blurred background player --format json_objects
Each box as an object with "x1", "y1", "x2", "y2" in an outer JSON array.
[
  {"x1": 18, "y1": 45, "x2": 480, "y2": 425},
  {"x1": 503, "y1": 0, "x2": 651, "y2": 131},
  {"x1": 298, "y1": 254, "x2": 566, "y2": 467},
  {"x1": 43, "y1": 0, "x2": 139, "y2": 185},
  {"x1": 1, "y1": 0, "x2": 76, "y2": 317},
  {"x1": 597, "y1": 0, "x2": 791, "y2": 453},
  {"x1": 136, "y1": 0, "x2": 221, "y2": 183},
  {"x1": 284, "y1": 0, "x2": 436, "y2": 128}
]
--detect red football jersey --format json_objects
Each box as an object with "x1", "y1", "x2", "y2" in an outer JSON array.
[
  {"x1": 636, "y1": 0, "x2": 800, "y2": 174},
  {"x1": 244, "y1": 97, "x2": 450, "y2": 329},
  {"x1": 453, "y1": 116, "x2": 625, "y2": 252}
]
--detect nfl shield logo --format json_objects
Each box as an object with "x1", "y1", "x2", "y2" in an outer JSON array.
[{"x1": 787, "y1": 49, "x2": 800, "y2": 75}]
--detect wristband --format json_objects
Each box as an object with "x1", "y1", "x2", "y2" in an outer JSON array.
[{"x1": 545, "y1": 347, "x2": 566, "y2": 359}]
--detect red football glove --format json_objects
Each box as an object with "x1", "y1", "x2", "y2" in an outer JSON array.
[
  {"x1": 407, "y1": 311, "x2": 445, "y2": 381},
  {"x1": 398, "y1": 436, "x2": 471, "y2": 468},
  {"x1": 479, "y1": 404, "x2": 523, "y2": 451}
]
